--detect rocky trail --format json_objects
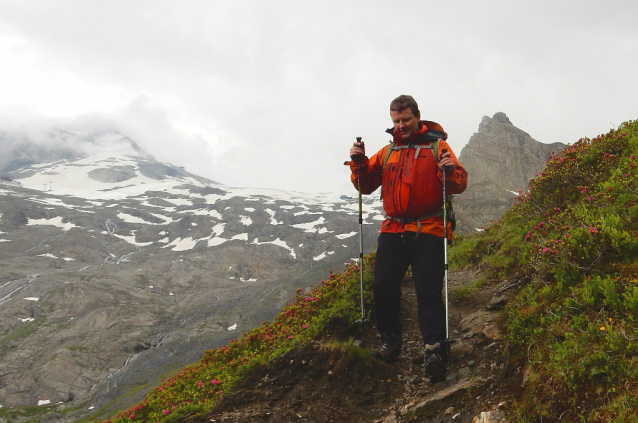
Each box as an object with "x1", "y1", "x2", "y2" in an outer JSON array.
[{"x1": 192, "y1": 268, "x2": 522, "y2": 422}]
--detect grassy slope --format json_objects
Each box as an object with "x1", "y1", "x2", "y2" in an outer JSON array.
[
  {"x1": 88, "y1": 120, "x2": 638, "y2": 423},
  {"x1": 451, "y1": 120, "x2": 638, "y2": 421},
  {"x1": 89, "y1": 256, "x2": 375, "y2": 423}
]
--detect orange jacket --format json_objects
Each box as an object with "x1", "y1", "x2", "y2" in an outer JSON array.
[{"x1": 348, "y1": 121, "x2": 467, "y2": 239}]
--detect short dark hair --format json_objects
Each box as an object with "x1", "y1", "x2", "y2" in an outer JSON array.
[{"x1": 390, "y1": 95, "x2": 420, "y2": 119}]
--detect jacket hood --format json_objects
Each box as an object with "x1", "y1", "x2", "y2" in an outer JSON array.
[{"x1": 385, "y1": 120, "x2": 448, "y2": 145}]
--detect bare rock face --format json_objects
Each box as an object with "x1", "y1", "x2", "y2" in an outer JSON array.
[{"x1": 454, "y1": 113, "x2": 565, "y2": 233}]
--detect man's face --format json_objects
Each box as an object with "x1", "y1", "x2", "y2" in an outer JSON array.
[{"x1": 390, "y1": 108, "x2": 420, "y2": 140}]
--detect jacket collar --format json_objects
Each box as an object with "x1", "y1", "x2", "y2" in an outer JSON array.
[{"x1": 385, "y1": 121, "x2": 430, "y2": 145}]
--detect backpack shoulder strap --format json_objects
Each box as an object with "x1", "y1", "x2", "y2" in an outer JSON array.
[
  {"x1": 430, "y1": 138, "x2": 440, "y2": 162},
  {"x1": 382, "y1": 142, "x2": 395, "y2": 170},
  {"x1": 379, "y1": 143, "x2": 395, "y2": 200}
]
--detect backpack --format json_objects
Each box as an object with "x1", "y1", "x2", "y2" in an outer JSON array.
[{"x1": 380, "y1": 136, "x2": 456, "y2": 232}]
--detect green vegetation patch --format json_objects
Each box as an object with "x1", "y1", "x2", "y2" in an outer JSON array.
[
  {"x1": 0, "y1": 404, "x2": 57, "y2": 421},
  {"x1": 451, "y1": 120, "x2": 638, "y2": 421},
  {"x1": 1, "y1": 321, "x2": 38, "y2": 343}
]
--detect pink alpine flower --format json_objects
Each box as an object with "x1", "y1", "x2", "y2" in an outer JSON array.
[{"x1": 590, "y1": 227, "x2": 597, "y2": 233}]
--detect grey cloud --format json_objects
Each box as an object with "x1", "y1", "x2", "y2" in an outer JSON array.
[{"x1": 0, "y1": 0, "x2": 637, "y2": 193}]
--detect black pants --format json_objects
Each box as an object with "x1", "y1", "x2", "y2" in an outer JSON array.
[{"x1": 374, "y1": 232, "x2": 446, "y2": 345}]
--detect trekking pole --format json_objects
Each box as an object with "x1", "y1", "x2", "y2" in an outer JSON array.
[
  {"x1": 441, "y1": 149, "x2": 452, "y2": 344},
  {"x1": 354, "y1": 137, "x2": 368, "y2": 324}
]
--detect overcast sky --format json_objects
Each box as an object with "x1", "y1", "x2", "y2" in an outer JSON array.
[{"x1": 1, "y1": 0, "x2": 636, "y2": 194}]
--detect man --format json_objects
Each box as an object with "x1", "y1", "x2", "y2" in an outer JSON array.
[{"x1": 346, "y1": 95, "x2": 467, "y2": 382}]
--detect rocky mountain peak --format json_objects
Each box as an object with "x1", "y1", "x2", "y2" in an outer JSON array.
[
  {"x1": 491, "y1": 112, "x2": 512, "y2": 125},
  {"x1": 454, "y1": 113, "x2": 565, "y2": 232}
]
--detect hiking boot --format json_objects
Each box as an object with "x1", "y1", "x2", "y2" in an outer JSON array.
[
  {"x1": 371, "y1": 334, "x2": 402, "y2": 362},
  {"x1": 423, "y1": 342, "x2": 448, "y2": 383}
]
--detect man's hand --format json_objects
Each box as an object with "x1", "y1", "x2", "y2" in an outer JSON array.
[
  {"x1": 350, "y1": 141, "x2": 365, "y2": 161},
  {"x1": 438, "y1": 150, "x2": 455, "y2": 176}
]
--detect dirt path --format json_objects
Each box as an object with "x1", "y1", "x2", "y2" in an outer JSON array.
[{"x1": 195, "y1": 269, "x2": 519, "y2": 422}]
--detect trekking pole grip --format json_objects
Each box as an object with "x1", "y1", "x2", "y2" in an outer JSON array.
[
  {"x1": 441, "y1": 148, "x2": 453, "y2": 174},
  {"x1": 354, "y1": 137, "x2": 364, "y2": 163}
]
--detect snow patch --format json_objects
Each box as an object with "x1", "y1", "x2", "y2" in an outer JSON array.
[
  {"x1": 117, "y1": 212, "x2": 151, "y2": 224},
  {"x1": 37, "y1": 253, "x2": 58, "y2": 259},
  {"x1": 112, "y1": 233, "x2": 154, "y2": 247},
  {"x1": 164, "y1": 237, "x2": 203, "y2": 251},
  {"x1": 163, "y1": 197, "x2": 193, "y2": 207},
  {"x1": 313, "y1": 251, "x2": 335, "y2": 261},
  {"x1": 208, "y1": 237, "x2": 227, "y2": 247},
  {"x1": 265, "y1": 208, "x2": 282, "y2": 225},
  {"x1": 212, "y1": 223, "x2": 225, "y2": 236},
  {"x1": 336, "y1": 232, "x2": 357, "y2": 239},
  {"x1": 294, "y1": 210, "x2": 321, "y2": 216},
  {"x1": 291, "y1": 216, "x2": 326, "y2": 233},
  {"x1": 192, "y1": 208, "x2": 223, "y2": 219},
  {"x1": 253, "y1": 237, "x2": 296, "y2": 259},
  {"x1": 27, "y1": 216, "x2": 79, "y2": 231}
]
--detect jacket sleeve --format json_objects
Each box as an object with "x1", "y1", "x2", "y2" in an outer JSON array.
[
  {"x1": 437, "y1": 140, "x2": 468, "y2": 194},
  {"x1": 345, "y1": 145, "x2": 388, "y2": 194}
]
